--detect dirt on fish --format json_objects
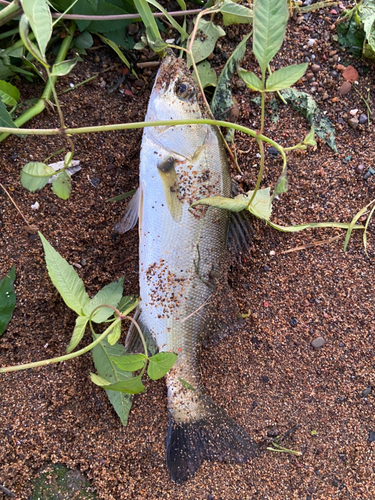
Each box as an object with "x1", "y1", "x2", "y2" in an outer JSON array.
[{"x1": 1, "y1": 6, "x2": 375, "y2": 499}]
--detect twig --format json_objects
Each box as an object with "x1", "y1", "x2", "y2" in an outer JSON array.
[
  {"x1": 0, "y1": 483, "x2": 15, "y2": 497},
  {"x1": 136, "y1": 61, "x2": 160, "y2": 69},
  {"x1": 281, "y1": 235, "x2": 341, "y2": 254},
  {"x1": 0, "y1": 183, "x2": 32, "y2": 226}
]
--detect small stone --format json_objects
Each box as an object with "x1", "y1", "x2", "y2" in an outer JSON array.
[
  {"x1": 311, "y1": 337, "x2": 325, "y2": 349},
  {"x1": 263, "y1": 265, "x2": 270, "y2": 271},
  {"x1": 342, "y1": 65, "x2": 358, "y2": 83},
  {"x1": 368, "y1": 431, "x2": 375, "y2": 443},
  {"x1": 311, "y1": 64, "x2": 320, "y2": 73},
  {"x1": 290, "y1": 318, "x2": 298, "y2": 327},
  {"x1": 221, "y1": 52, "x2": 229, "y2": 62},
  {"x1": 227, "y1": 29, "x2": 235, "y2": 40},
  {"x1": 359, "y1": 113, "x2": 368, "y2": 124},
  {"x1": 336, "y1": 64, "x2": 345, "y2": 71},
  {"x1": 355, "y1": 164, "x2": 365, "y2": 174},
  {"x1": 235, "y1": 78, "x2": 246, "y2": 89},
  {"x1": 268, "y1": 146, "x2": 280, "y2": 156},
  {"x1": 134, "y1": 79, "x2": 144, "y2": 88},
  {"x1": 330, "y1": 70, "x2": 338, "y2": 78},
  {"x1": 127, "y1": 23, "x2": 139, "y2": 36},
  {"x1": 311, "y1": 81, "x2": 319, "y2": 87},
  {"x1": 362, "y1": 387, "x2": 372, "y2": 397},
  {"x1": 322, "y1": 92, "x2": 329, "y2": 100},
  {"x1": 252, "y1": 401, "x2": 258, "y2": 408},
  {"x1": 81, "y1": 259, "x2": 87, "y2": 266},
  {"x1": 94, "y1": 55, "x2": 100, "y2": 63},
  {"x1": 350, "y1": 108, "x2": 358, "y2": 115},
  {"x1": 306, "y1": 72, "x2": 315, "y2": 80},
  {"x1": 261, "y1": 375, "x2": 270, "y2": 383},
  {"x1": 90, "y1": 177, "x2": 100, "y2": 187},
  {"x1": 338, "y1": 81, "x2": 352, "y2": 95},
  {"x1": 348, "y1": 117, "x2": 359, "y2": 130}
]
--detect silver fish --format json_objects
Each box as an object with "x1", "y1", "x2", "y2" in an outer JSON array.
[{"x1": 119, "y1": 51, "x2": 258, "y2": 483}]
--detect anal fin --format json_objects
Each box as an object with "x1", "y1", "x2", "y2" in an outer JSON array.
[{"x1": 114, "y1": 187, "x2": 142, "y2": 233}]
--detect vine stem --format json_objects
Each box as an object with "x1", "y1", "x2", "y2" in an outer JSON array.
[{"x1": 0, "y1": 317, "x2": 122, "y2": 374}]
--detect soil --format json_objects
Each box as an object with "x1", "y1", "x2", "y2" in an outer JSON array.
[{"x1": 1, "y1": 4, "x2": 375, "y2": 500}]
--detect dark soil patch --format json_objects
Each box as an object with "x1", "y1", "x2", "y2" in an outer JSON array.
[{"x1": 1, "y1": 6, "x2": 375, "y2": 500}]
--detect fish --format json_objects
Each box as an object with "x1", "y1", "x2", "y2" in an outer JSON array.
[{"x1": 118, "y1": 50, "x2": 258, "y2": 483}]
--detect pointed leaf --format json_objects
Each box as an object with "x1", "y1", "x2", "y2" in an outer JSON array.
[
  {"x1": 21, "y1": 0, "x2": 52, "y2": 56},
  {"x1": 194, "y1": 60, "x2": 217, "y2": 89},
  {"x1": 90, "y1": 372, "x2": 111, "y2": 386},
  {"x1": 91, "y1": 333, "x2": 133, "y2": 425},
  {"x1": 220, "y1": 0, "x2": 253, "y2": 26},
  {"x1": 20, "y1": 162, "x2": 55, "y2": 192},
  {"x1": 104, "y1": 375, "x2": 145, "y2": 394},
  {"x1": 96, "y1": 33, "x2": 131, "y2": 69},
  {"x1": 187, "y1": 19, "x2": 225, "y2": 67},
  {"x1": 117, "y1": 295, "x2": 138, "y2": 315},
  {"x1": 39, "y1": 232, "x2": 90, "y2": 315},
  {"x1": 266, "y1": 63, "x2": 307, "y2": 92},
  {"x1": 178, "y1": 378, "x2": 196, "y2": 391},
  {"x1": 267, "y1": 221, "x2": 364, "y2": 233},
  {"x1": 237, "y1": 68, "x2": 263, "y2": 91},
  {"x1": 147, "y1": 352, "x2": 177, "y2": 380},
  {"x1": 107, "y1": 320, "x2": 121, "y2": 346},
  {"x1": 51, "y1": 56, "x2": 78, "y2": 77},
  {"x1": 0, "y1": 80, "x2": 20, "y2": 107},
  {"x1": 146, "y1": 0, "x2": 188, "y2": 40},
  {"x1": 75, "y1": 32, "x2": 93, "y2": 49},
  {"x1": 303, "y1": 127, "x2": 316, "y2": 146},
  {"x1": 133, "y1": 0, "x2": 160, "y2": 43},
  {"x1": 111, "y1": 353, "x2": 147, "y2": 372},
  {"x1": 83, "y1": 277, "x2": 124, "y2": 323},
  {"x1": 66, "y1": 315, "x2": 88, "y2": 353},
  {"x1": 0, "y1": 100, "x2": 17, "y2": 129},
  {"x1": 253, "y1": 0, "x2": 288, "y2": 76},
  {"x1": 19, "y1": 14, "x2": 46, "y2": 66},
  {"x1": 52, "y1": 170, "x2": 71, "y2": 200},
  {"x1": 211, "y1": 32, "x2": 251, "y2": 119},
  {"x1": 0, "y1": 266, "x2": 16, "y2": 336}
]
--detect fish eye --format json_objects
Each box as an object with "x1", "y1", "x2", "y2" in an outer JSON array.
[{"x1": 175, "y1": 81, "x2": 195, "y2": 100}]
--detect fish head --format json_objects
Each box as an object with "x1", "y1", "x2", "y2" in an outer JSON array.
[{"x1": 145, "y1": 51, "x2": 208, "y2": 160}]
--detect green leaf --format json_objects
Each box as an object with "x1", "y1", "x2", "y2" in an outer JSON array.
[
  {"x1": 280, "y1": 88, "x2": 337, "y2": 152},
  {"x1": 106, "y1": 189, "x2": 137, "y2": 203},
  {"x1": 178, "y1": 377, "x2": 195, "y2": 391},
  {"x1": 146, "y1": 0, "x2": 188, "y2": 40},
  {"x1": 344, "y1": 198, "x2": 374, "y2": 252},
  {"x1": 83, "y1": 277, "x2": 124, "y2": 323},
  {"x1": 107, "y1": 320, "x2": 121, "y2": 346},
  {"x1": 96, "y1": 33, "x2": 131, "y2": 70},
  {"x1": 303, "y1": 127, "x2": 316, "y2": 146},
  {"x1": 267, "y1": 221, "x2": 364, "y2": 233},
  {"x1": 39, "y1": 232, "x2": 90, "y2": 316},
  {"x1": 102, "y1": 375, "x2": 145, "y2": 394},
  {"x1": 237, "y1": 68, "x2": 263, "y2": 91},
  {"x1": 52, "y1": 170, "x2": 71, "y2": 200},
  {"x1": 0, "y1": 266, "x2": 16, "y2": 336},
  {"x1": 187, "y1": 18, "x2": 225, "y2": 67},
  {"x1": 91, "y1": 333, "x2": 133, "y2": 425},
  {"x1": 253, "y1": 0, "x2": 288, "y2": 76},
  {"x1": 19, "y1": 15, "x2": 46, "y2": 66},
  {"x1": 219, "y1": 0, "x2": 253, "y2": 26},
  {"x1": 194, "y1": 60, "x2": 217, "y2": 89},
  {"x1": 266, "y1": 63, "x2": 307, "y2": 92},
  {"x1": 75, "y1": 32, "x2": 94, "y2": 49},
  {"x1": 90, "y1": 372, "x2": 111, "y2": 386},
  {"x1": 147, "y1": 352, "x2": 177, "y2": 380},
  {"x1": 272, "y1": 170, "x2": 288, "y2": 199},
  {"x1": 50, "y1": 56, "x2": 78, "y2": 77},
  {"x1": 0, "y1": 80, "x2": 20, "y2": 107},
  {"x1": 337, "y1": 10, "x2": 364, "y2": 57},
  {"x1": 0, "y1": 100, "x2": 17, "y2": 129},
  {"x1": 20, "y1": 0, "x2": 52, "y2": 56},
  {"x1": 134, "y1": 0, "x2": 160, "y2": 43},
  {"x1": 111, "y1": 353, "x2": 147, "y2": 372},
  {"x1": 211, "y1": 32, "x2": 251, "y2": 119},
  {"x1": 66, "y1": 315, "x2": 88, "y2": 353},
  {"x1": 20, "y1": 162, "x2": 55, "y2": 192},
  {"x1": 192, "y1": 187, "x2": 272, "y2": 221},
  {"x1": 360, "y1": 1, "x2": 375, "y2": 52},
  {"x1": 117, "y1": 295, "x2": 138, "y2": 315}
]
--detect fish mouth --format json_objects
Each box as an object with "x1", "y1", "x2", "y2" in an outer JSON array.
[{"x1": 153, "y1": 50, "x2": 195, "y2": 95}]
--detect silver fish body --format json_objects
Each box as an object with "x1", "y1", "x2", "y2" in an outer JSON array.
[{"x1": 123, "y1": 52, "x2": 257, "y2": 482}]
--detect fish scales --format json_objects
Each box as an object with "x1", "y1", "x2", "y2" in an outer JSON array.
[{"x1": 121, "y1": 51, "x2": 258, "y2": 483}]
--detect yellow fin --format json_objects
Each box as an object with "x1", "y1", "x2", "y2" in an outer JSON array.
[{"x1": 157, "y1": 157, "x2": 182, "y2": 222}]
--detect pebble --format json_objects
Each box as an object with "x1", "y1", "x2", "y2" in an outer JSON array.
[
  {"x1": 338, "y1": 81, "x2": 352, "y2": 95},
  {"x1": 342, "y1": 65, "x2": 358, "y2": 83},
  {"x1": 134, "y1": 79, "x2": 144, "y2": 88},
  {"x1": 349, "y1": 109, "x2": 358, "y2": 115},
  {"x1": 235, "y1": 78, "x2": 246, "y2": 89},
  {"x1": 227, "y1": 29, "x2": 235, "y2": 40},
  {"x1": 306, "y1": 72, "x2": 315, "y2": 80},
  {"x1": 355, "y1": 164, "x2": 365, "y2": 174},
  {"x1": 362, "y1": 387, "x2": 372, "y2": 397},
  {"x1": 336, "y1": 64, "x2": 345, "y2": 71},
  {"x1": 263, "y1": 265, "x2": 270, "y2": 271},
  {"x1": 359, "y1": 113, "x2": 368, "y2": 124},
  {"x1": 94, "y1": 55, "x2": 100, "y2": 63},
  {"x1": 311, "y1": 64, "x2": 320, "y2": 73},
  {"x1": 348, "y1": 117, "x2": 359, "y2": 130},
  {"x1": 81, "y1": 259, "x2": 87, "y2": 266},
  {"x1": 90, "y1": 177, "x2": 100, "y2": 187},
  {"x1": 127, "y1": 23, "x2": 139, "y2": 36},
  {"x1": 368, "y1": 431, "x2": 375, "y2": 443},
  {"x1": 268, "y1": 146, "x2": 280, "y2": 156},
  {"x1": 261, "y1": 375, "x2": 270, "y2": 383},
  {"x1": 290, "y1": 318, "x2": 298, "y2": 327},
  {"x1": 311, "y1": 337, "x2": 325, "y2": 349},
  {"x1": 330, "y1": 70, "x2": 338, "y2": 78}
]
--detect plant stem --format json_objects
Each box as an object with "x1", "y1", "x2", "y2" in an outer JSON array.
[
  {"x1": 246, "y1": 138, "x2": 264, "y2": 210},
  {"x1": 0, "y1": 21, "x2": 76, "y2": 143},
  {"x1": 0, "y1": 0, "x2": 22, "y2": 27},
  {"x1": 123, "y1": 316, "x2": 148, "y2": 357},
  {"x1": 0, "y1": 317, "x2": 122, "y2": 374}
]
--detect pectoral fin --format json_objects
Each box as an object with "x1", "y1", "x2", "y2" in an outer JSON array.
[
  {"x1": 157, "y1": 157, "x2": 183, "y2": 222},
  {"x1": 114, "y1": 187, "x2": 142, "y2": 233}
]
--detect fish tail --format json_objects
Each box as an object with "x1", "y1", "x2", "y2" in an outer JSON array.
[{"x1": 166, "y1": 393, "x2": 258, "y2": 483}]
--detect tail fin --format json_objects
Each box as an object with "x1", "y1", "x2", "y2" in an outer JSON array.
[{"x1": 166, "y1": 394, "x2": 258, "y2": 483}]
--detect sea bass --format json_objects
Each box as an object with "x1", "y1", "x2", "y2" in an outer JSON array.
[{"x1": 119, "y1": 51, "x2": 258, "y2": 483}]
